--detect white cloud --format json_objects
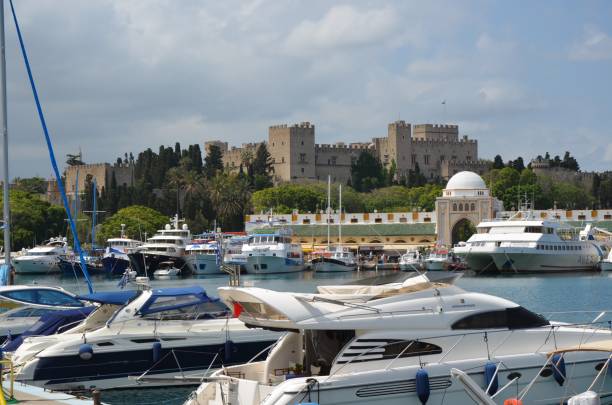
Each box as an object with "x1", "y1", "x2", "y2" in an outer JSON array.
[
  {"x1": 569, "y1": 25, "x2": 612, "y2": 61},
  {"x1": 284, "y1": 5, "x2": 399, "y2": 55}
]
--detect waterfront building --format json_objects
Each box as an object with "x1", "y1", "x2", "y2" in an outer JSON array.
[{"x1": 209, "y1": 120, "x2": 490, "y2": 184}]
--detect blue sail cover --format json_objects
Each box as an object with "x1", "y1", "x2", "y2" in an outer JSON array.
[
  {"x1": 138, "y1": 286, "x2": 218, "y2": 315},
  {"x1": 77, "y1": 290, "x2": 139, "y2": 305},
  {"x1": 3, "y1": 306, "x2": 95, "y2": 351}
]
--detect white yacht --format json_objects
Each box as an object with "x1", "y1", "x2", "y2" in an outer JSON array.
[
  {"x1": 101, "y1": 225, "x2": 142, "y2": 276},
  {"x1": 128, "y1": 214, "x2": 192, "y2": 274},
  {"x1": 185, "y1": 239, "x2": 223, "y2": 275},
  {"x1": 399, "y1": 249, "x2": 422, "y2": 271},
  {"x1": 423, "y1": 249, "x2": 451, "y2": 271},
  {"x1": 312, "y1": 246, "x2": 357, "y2": 272},
  {"x1": 453, "y1": 213, "x2": 603, "y2": 273},
  {"x1": 13, "y1": 237, "x2": 70, "y2": 274},
  {"x1": 12, "y1": 286, "x2": 282, "y2": 391},
  {"x1": 600, "y1": 248, "x2": 612, "y2": 271},
  {"x1": 243, "y1": 231, "x2": 305, "y2": 274},
  {"x1": 184, "y1": 282, "x2": 612, "y2": 405}
]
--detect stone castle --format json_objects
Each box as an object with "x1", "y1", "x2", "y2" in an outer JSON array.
[{"x1": 207, "y1": 121, "x2": 489, "y2": 184}]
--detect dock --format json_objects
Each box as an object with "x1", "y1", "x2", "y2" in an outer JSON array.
[{"x1": 2, "y1": 380, "x2": 102, "y2": 404}]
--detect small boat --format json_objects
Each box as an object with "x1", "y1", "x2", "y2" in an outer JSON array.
[
  {"x1": 13, "y1": 237, "x2": 70, "y2": 274},
  {"x1": 312, "y1": 247, "x2": 357, "y2": 272},
  {"x1": 599, "y1": 248, "x2": 612, "y2": 271},
  {"x1": 423, "y1": 249, "x2": 451, "y2": 271},
  {"x1": 243, "y1": 230, "x2": 305, "y2": 274},
  {"x1": 399, "y1": 249, "x2": 423, "y2": 271},
  {"x1": 58, "y1": 255, "x2": 105, "y2": 276},
  {"x1": 153, "y1": 261, "x2": 181, "y2": 277}
]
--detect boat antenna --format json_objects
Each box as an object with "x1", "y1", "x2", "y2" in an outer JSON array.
[
  {"x1": 8, "y1": 0, "x2": 94, "y2": 292},
  {"x1": 0, "y1": 0, "x2": 10, "y2": 273},
  {"x1": 327, "y1": 175, "x2": 331, "y2": 250}
]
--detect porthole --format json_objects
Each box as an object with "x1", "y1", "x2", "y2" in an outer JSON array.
[
  {"x1": 507, "y1": 372, "x2": 521, "y2": 380},
  {"x1": 539, "y1": 367, "x2": 553, "y2": 377}
]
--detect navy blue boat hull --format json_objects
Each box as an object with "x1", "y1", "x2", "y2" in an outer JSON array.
[{"x1": 101, "y1": 256, "x2": 131, "y2": 276}]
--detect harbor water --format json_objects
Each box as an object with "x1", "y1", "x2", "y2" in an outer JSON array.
[{"x1": 14, "y1": 270, "x2": 612, "y2": 405}]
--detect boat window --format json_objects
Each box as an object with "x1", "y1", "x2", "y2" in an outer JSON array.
[
  {"x1": 4, "y1": 307, "x2": 51, "y2": 317},
  {"x1": 452, "y1": 307, "x2": 549, "y2": 330},
  {"x1": 525, "y1": 226, "x2": 542, "y2": 233},
  {"x1": 1, "y1": 289, "x2": 83, "y2": 307},
  {"x1": 489, "y1": 226, "x2": 525, "y2": 234},
  {"x1": 335, "y1": 339, "x2": 442, "y2": 365},
  {"x1": 304, "y1": 330, "x2": 355, "y2": 374},
  {"x1": 142, "y1": 301, "x2": 228, "y2": 320},
  {"x1": 238, "y1": 301, "x2": 287, "y2": 320}
]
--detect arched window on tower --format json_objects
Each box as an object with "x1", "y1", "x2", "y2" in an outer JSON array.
[
  {"x1": 453, "y1": 203, "x2": 457, "y2": 211},
  {"x1": 471, "y1": 203, "x2": 476, "y2": 211},
  {"x1": 459, "y1": 203, "x2": 464, "y2": 211}
]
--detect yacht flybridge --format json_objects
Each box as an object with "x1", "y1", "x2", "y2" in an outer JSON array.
[
  {"x1": 454, "y1": 212, "x2": 603, "y2": 273},
  {"x1": 185, "y1": 280, "x2": 611, "y2": 405},
  {"x1": 128, "y1": 214, "x2": 192, "y2": 274}
]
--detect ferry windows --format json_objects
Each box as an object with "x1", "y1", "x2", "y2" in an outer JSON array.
[
  {"x1": 451, "y1": 307, "x2": 549, "y2": 330},
  {"x1": 525, "y1": 227, "x2": 543, "y2": 233}
]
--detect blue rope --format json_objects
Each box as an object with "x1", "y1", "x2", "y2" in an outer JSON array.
[{"x1": 9, "y1": 0, "x2": 93, "y2": 293}]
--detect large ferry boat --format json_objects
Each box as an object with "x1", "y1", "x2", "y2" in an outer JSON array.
[
  {"x1": 128, "y1": 214, "x2": 192, "y2": 275},
  {"x1": 243, "y1": 230, "x2": 305, "y2": 274},
  {"x1": 185, "y1": 238, "x2": 223, "y2": 275},
  {"x1": 453, "y1": 212, "x2": 603, "y2": 273}
]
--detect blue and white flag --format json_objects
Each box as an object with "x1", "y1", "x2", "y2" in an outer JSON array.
[{"x1": 117, "y1": 271, "x2": 129, "y2": 289}]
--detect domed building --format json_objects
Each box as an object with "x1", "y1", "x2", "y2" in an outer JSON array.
[{"x1": 435, "y1": 171, "x2": 503, "y2": 245}]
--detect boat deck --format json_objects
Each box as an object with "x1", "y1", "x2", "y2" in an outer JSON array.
[{"x1": 2, "y1": 380, "x2": 104, "y2": 404}]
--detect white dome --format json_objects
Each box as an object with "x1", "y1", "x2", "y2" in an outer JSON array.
[{"x1": 445, "y1": 171, "x2": 486, "y2": 190}]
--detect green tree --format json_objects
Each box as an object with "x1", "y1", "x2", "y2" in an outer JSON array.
[
  {"x1": 492, "y1": 155, "x2": 504, "y2": 169},
  {"x1": 98, "y1": 205, "x2": 168, "y2": 243},
  {"x1": 13, "y1": 177, "x2": 47, "y2": 194},
  {"x1": 208, "y1": 173, "x2": 252, "y2": 230},
  {"x1": 204, "y1": 145, "x2": 224, "y2": 179},
  {"x1": 351, "y1": 151, "x2": 384, "y2": 192}
]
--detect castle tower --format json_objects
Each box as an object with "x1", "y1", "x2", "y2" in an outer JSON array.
[
  {"x1": 268, "y1": 122, "x2": 316, "y2": 182},
  {"x1": 386, "y1": 120, "x2": 412, "y2": 177}
]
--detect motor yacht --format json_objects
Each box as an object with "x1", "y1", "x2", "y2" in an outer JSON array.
[
  {"x1": 453, "y1": 212, "x2": 603, "y2": 273},
  {"x1": 599, "y1": 248, "x2": 612, "y2": 271},
  {"x1": 13, "y1": 237, "x2": 70, "y2": 274},
  {"x1": 101, "y1": 226, "x2": 143, "y2": 276},
  {"x1": 12, "y1": 286, "x2": 281, "y2": 391},
  {"x1": 153, "y1": 261, "x2": 181, "y2": 277},
  {"x1": 399, "y1": 249, "x2": 422, "y2": 271},
  {"x1": 185, "y1": 239, "x2": 223, "y2": 275},
  {"x1": 0, "y1": 285, "x2": 86, "y2": 343},
  {"x1": 128, "y1": 214, "x2": 192, "y2": 275},
  {"x1": 311, "y1": 247, "x2": 357, "y2": 272},
  {"x1": 184, "y1": 281, "x2": 611, "y2": 405},
  {"x1": 243, "y1": 231, "x2": 305, "y2": 274},
  {"x1": 423, "y1": 249, "x2": 451, "y2": 271}
]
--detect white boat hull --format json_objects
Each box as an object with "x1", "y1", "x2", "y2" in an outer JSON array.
[
  {"x1": 424, "y1": 259, "x2": 447, "y2": 271},
  {"x1": 599, "y1": 260, "x2": 612, "y2": 271},
  {"x1": 313, "y1": 260, "x2": 356, "y2": 273},
  {"x1": 13, "y1": 257, "x2": 60, "y2": 274},
  {"x1": 490, "y1": 250, "x2": 600, "y2": 273},
  {"x1": 245, "y1": 256, "x2": 305, "y2": 274}
]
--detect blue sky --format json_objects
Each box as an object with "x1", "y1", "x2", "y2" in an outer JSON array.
[{"x1": 3, "y1": 0, "x2": 612, "y2": 177}]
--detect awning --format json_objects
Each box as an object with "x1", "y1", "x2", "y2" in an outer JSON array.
[
  {"x1": 138, "y1": 286, "x2": 218, "y2": 315},
  {"x1": 78, "y1": 290, "x2": 139, "y2": 305}
]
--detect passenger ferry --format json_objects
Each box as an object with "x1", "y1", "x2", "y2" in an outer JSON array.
[
  {"x1": 185, "y1": 238, "x2": 223, "y2": 275},
  {"x1": 453, "y1": 212, "x2": 602, "y2": 273},
  {"x1": 243, "y1": 231, "x2": 305, "y2": 274}
]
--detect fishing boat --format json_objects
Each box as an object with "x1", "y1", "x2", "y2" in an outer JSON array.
[
  {"x1": 12, "y1": 286, "x2": 281, "y2": 390},
  {"x1": 128, "y1": 214, "x2": 192, "y2": 275},
  {"x1": 453, "y1": 211, "x2": 603, "y2": 273},
  {"x1": 12, "y1": 237, "x2": 70, "y2": 274},
  {"x1": 423, "y1": 248, "x2": 451, "y2": 271},
  {"x1": 185, "y1": 281, "x2": 612, "y2": 405},
  {"x1": 243, "y1": 230, "x2": 305, "y2": 274},
  {"x1": 101, "y1": 225, "x2": 142, "y2": 276}
]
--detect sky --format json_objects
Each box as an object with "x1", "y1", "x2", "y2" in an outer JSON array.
[{"x1": 3, "y1": 0, "x2": 612, "y2": 178}]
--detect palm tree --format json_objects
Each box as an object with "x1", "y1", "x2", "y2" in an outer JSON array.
[{"x1": 208, "y1": 173, "x2": 251, "y2": 230}]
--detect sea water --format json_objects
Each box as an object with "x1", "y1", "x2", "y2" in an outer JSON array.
[{"x1": 14, "y1": 270, "x2": 612, "y2": 405}]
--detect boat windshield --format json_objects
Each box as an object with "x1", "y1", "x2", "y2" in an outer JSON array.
[{"x1": 0, "y1": 289, "x2": 83, "y2": 308}]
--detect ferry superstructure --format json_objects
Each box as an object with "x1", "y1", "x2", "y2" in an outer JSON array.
[{"x1": 453, "y1": 213, "x2": 602, "y2": 273}]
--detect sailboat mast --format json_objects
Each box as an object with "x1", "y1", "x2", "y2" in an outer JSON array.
[
  {"x1": 338, "y1": 184, "x2": 342, "y2": 248},
  {"x1": 327, "y1": 175, "x2": 330, "y2": 249},
  {"x1": 0, "y1": 0, "x2": 10, "y2": 267}
]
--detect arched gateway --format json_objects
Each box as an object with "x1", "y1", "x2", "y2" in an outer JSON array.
[{"x1": 435, "y1": 171, "x2": 503, "y2": 246}]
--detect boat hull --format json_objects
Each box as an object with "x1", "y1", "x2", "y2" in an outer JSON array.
[
  {"x1": 399, "y1": 261, "x2": 422, "y2": 272},
  {"x1": 185, "y1": 254, "x2": 223, "y2": 275},
  {"x1": 311, "y1": 258, "x2": 356, "y2": 273},
  {"x1": 490, "y1": 250, "x2": 600, "y2": 273},
  {"x1": 424, "y1": 260, "x2": 447, "y2": 271},
  {"x1": 599, "y1": 260, "x2": 612, "y2": 271},
  {"x1": 128, "y1": 252, "x2": 190, "y2": 275},
  {"x1": 57, "y1": 258, "x2": 105, "y2": 276},
  {"x1": 18, "y1": 339, "x2": 277, "y2": 391},
  {"x1": 245, "y1": 256, "x2": 305, "y2": 274},
  {"x1": 454, "y1": 251, "x2": 498, "y2": 273},
  {"x1": 101, "y1": 256, "x2": 131, "y2": 276},
  {"x1": 13, "y1": 257, "x2": 60, "y2": 274}
]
